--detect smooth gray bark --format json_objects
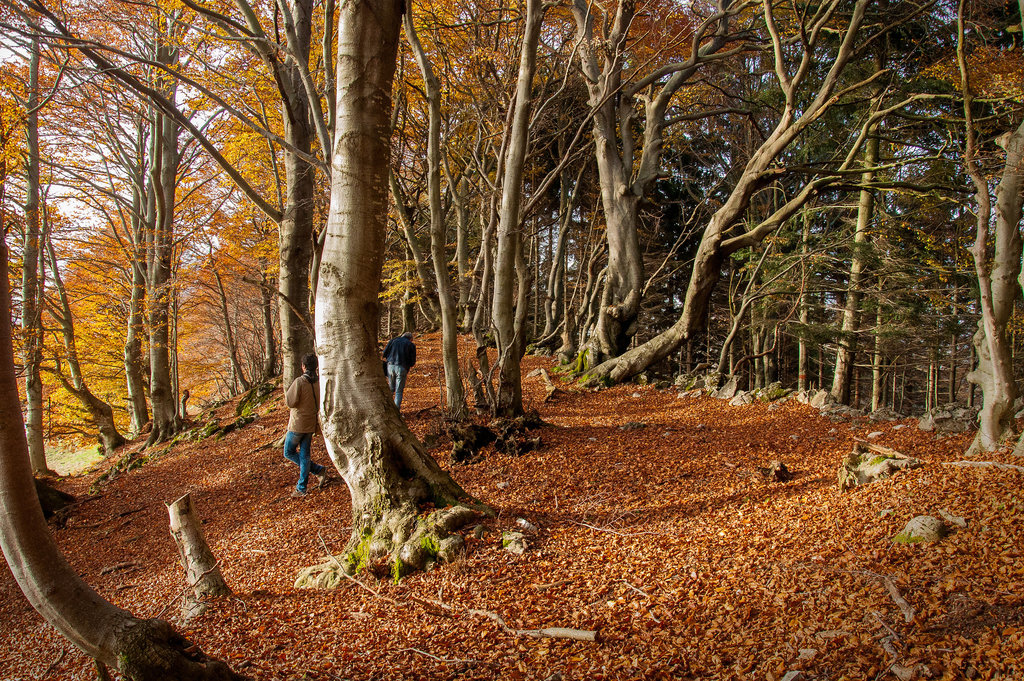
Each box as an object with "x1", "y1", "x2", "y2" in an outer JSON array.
[
  {"x1": 404, "y1": 12, "x2": 466, "y2": 418},
  {"x1": 312, "y1": 0, "x2": 486, "y2": 581}
]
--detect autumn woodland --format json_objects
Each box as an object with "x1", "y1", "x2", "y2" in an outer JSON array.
[{"x1": 0, "y1": 0, "x2": 1023, "y2": 679}]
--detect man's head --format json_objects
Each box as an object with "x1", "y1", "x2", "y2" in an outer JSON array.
[
  {"x1": 402, "y1": 331, "x2": 414, "y2": 339},
  {"x1": 302, "y1": 353, "x2": 318, "y2": 373}
]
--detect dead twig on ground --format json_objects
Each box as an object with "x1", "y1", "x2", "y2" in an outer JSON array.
[
  {"x1": 469, "y1": 608, "x2": 598, "y2": 642},
  {"x1": 400, "y1": 648, "x2": 479, "y2": 664}
]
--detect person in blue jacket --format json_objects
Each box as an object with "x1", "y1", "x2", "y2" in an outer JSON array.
[{"x1": 383, "y1": 331, "x2": 416, "y2": 410}]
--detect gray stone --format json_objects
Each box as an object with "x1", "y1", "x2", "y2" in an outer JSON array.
[
  {"x1": 867, "y1": 431, "x2": 884, "y2": 439},
  {"x1": 729, "y1": 391, "x2": 753, "y2": 406},
  {"x1": 894, "y1": 515, "x2": 947, "y2": 543},
  {"x1": 502, "y1": 531, "x2": 528, "y2": 555},
  {"x1": 809, "y1": 389, "x2": 833, "y2": 409},
  {"x1": 838, "y1": 444, "x2": 923, "y2": 489},
  {"x1": 715, "y1": 375, "x2": 739, "y2": 400}
]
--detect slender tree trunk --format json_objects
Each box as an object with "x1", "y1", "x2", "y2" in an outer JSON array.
[
  {"x1": 798, "y1": 210, "x2": 811, "y2": 392},
  {"x1": 389, "y1": 171, "x2": 442, "y2": 328},
  {"x1": 491, "y1": 0, "x2": 546, "y2": 416},
  {"x1": 21, "y1": 37, "x2": 49, "y2": 474},
  {"x1": 259, "y1": 264, "x2": 277, "y2": 380},
  {"x1": 45, "y1": 239, "x2": 126, "y2": 454},
  {"x1": 213, "y1": 266, "x2": 251, "y2": 394},
  {"x1": 310, "y1": 0, "x2": 489, "y2": 584},
  {"x1": 871, "y1": 302, "x2": 884, "y2": 412},
  {"x1": 404, "y1": 12, "x2": 465, "y2": 418}
]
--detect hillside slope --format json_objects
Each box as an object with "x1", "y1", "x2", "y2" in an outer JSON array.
[{"x1": 1, "y1": 335, "x2": 1021, "y2": 680}]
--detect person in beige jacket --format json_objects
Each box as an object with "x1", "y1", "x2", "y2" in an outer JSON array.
[{"x1": 283, "y1": 353, "x2": 331, "y2": 498}]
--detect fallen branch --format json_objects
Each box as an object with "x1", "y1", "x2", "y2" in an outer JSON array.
[
  {"x1": 943, "y1": 461, "x2": 1024, "y2": 472},
  {"x1": 469, "y1": 608, "x2": 598, "y2": 642},
  {"x1": 567, "y1": 519, "x2": 667, "y2": 537},
  {"x1": 852, "y1": 440, "x2": 909, "y2": 459},
  {"x1": 99, "y1": 561, "x2": 140, "y2": 575},
  {"x1": 881, "y1": 577, "x2": 916, "y2": 623}
]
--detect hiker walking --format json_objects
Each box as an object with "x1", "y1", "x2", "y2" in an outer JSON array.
[
  {"x1": 383, "y1": 331, "x2": 416, "y2": 410},
  {"x1": 283, "y1": 353, "x2": 332, "y2": 498}
]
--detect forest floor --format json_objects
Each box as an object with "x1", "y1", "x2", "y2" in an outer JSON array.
[{"x1": 1, "y1": 334, "x2": 1022, "y2": 681}]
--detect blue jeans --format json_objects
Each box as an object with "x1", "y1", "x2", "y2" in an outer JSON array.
[
  {"x1": 283, "y1": 431, "x2": 325, "y2": 493},
  {"x1": 387, "y1": 364, "x2": 410, "y2": 410}
]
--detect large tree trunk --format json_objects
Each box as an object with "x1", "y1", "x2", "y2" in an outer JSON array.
[
  {"x1": 959, "y1": 3, "x2": 1024, "y2": 455},
  {"x1": 404, "y1": 12, "x2": 466, "y2": 418},
  {"x1": 276, "y1": 0, "x2": 318, "y2": 387},
  {"x1": 309, "y1": 0, "x2": 488, "y2": 584},
  {"x1": 570, "y1": 0, "x2": 734, "y2": 367},
  {"x1": 0, "y1": 235, "x2": 245, "y2": 681},
  {"x1": 21, "y1": 37, "x2": 50, "y2": 474}
]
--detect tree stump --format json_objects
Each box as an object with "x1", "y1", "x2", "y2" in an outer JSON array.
[{"x1": 167, "y1": 493, "x2": 230, "y2": 620}]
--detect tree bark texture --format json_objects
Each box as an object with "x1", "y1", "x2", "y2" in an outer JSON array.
[
  {"x1": 491, "y1": 0, "x2": 545, "y2": 416},
  {"x1": 167, "y1": 494, "x2": 231, "y2": 620},
  {"x1": 22, "y1": 37, "x2": 49, "y2": 474},
  {"x1": 404, "y1": 12, "x2": 466, "y2": 418},
  {"x1": 312, "y1": 0, "x2": 488, "y2": 583}
]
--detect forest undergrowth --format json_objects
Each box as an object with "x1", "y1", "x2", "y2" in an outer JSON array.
[{"x1": 1, "y1": 334, "x2": 1021, "y2": 681}]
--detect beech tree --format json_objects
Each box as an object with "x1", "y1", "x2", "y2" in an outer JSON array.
[
  {"x1": 959, "y1": 0, "x2": 1024, "y2": 455},
  {"x1": 583, "y1": 0, "x2": 935, "y2": 385},
  {"x1": 309, "y1": 0, "x2": 487, "y2": 581}
]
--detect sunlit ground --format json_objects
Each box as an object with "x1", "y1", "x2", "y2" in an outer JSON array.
[{"x1": 46, "y1": 443, "x2": 104, "y2": 476}]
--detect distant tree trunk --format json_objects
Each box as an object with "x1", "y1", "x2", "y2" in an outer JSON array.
[
  {"x1": 145, "y1": 37, "x2": 183, "y2": 447},
  {"x1": 871, "y1": 302, "x2": 884, "y2": 412},
  {"x1": 389, "y1": 171, "x2": 442, "y2": 328},
  {"x1": 45, "y1": 239, "x2": 126, "y2": 455},
  {"x1": 21, "y1": 37, "x2": 50, "y2": 474},
  {"x1": 404, "y1": 12, "x2": 465, "y2": 418},
  {"x1": 492, "y1": 0, "x2": 546, "y2": 416},
  {"x1": 258, "y1": 264, "x2": 277, "y2": 380},
  {"x1": 0, "y1": 235, "x2": 246, "y2": 681},
  {"x1": 212, "y1": 265, "x2": 251, "y2": 394},
  {"x1": 831, "y1": 50, "x2": 884, "y2": 404},
  {"x1": 538, "y1": 157, "x2": 579, "y2": 350},
  {"x1": 125, "y1": 213, "x2": 150, "y2": 435},
  {"x1": 312, "y1": 0, "x2": 488, "y2": 582},
  {"x1": 797, "y1": 210, "x2": 811, "y2": 392},
  {"x1": 449, "y1": 174, "x2": 473, "y2": 325}
]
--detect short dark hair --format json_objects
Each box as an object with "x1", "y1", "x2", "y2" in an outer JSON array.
[
  {"x1": 402, "y1": 331, "x2": 414, "y2": 339},
  {"x1": 301, "y1": 353, "x2": 318, "y2": 372}
]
